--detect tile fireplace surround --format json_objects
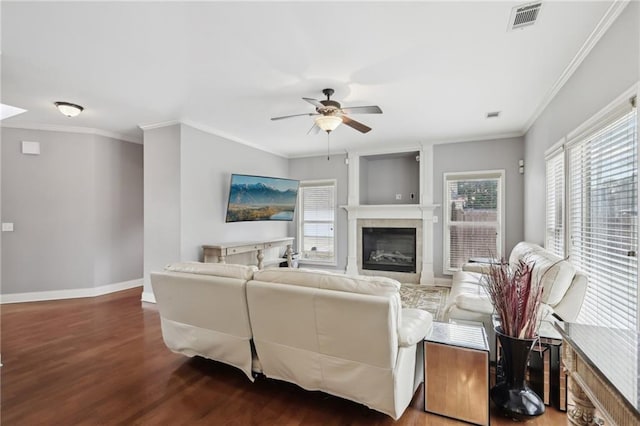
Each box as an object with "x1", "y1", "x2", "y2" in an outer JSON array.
[{"x1": 342, "y1": 205, "x2": 438, "y2": 284}]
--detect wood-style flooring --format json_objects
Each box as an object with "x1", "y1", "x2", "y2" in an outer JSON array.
[{"x1": 1, "y1": 288, "x2": 567, "y2": 425}]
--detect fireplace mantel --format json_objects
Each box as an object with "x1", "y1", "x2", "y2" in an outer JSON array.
[
  {"x1": 341, "y1": 204, "x2": 440, "y2": 284},
  {"x1": 343, "y1": 145, "x2": 440, "y2": 284},
  {"x1": 340, "y1": 204, "x2": 440, "y2": 219}
]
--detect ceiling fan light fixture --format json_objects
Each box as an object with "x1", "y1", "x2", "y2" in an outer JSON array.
[
  {"x1": 54, "y1": 101, "x2": 84, "y2": 117},
  {"x1": 315, "y1": 115, "x2": 342, "y2": 132}
]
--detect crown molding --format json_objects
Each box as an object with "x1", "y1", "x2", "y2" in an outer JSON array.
[
  {"x1": 137, "y1": 120, "x2": 180, "y2": 130},
  {"x1": 523, "y1": 0, "x2": 631, "y2": 133},
  {"x1": 137, "y1": 118, "x2": 288, "y2": 158},
  {"x1": 427, "y1": 131, "x2": 524, "y2": 146},
  {"x1": 182, "y1": 119, "x2": 288, "y2": 158},
  {"x1": 0, "y1": 122, "x2": 142, "y2": 144}
]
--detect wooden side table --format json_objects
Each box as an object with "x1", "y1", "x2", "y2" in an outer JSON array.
[
  {"x1": 424, "y1": 321, "x2": 490, "y2": 425},
  {"x1": 202, "y1": 237, "x2": 294, "y2": 269}
]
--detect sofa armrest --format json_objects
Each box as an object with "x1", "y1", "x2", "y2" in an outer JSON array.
[
  {"x1": 461, "y1": 263, "x2": 492, "y2": 274},
  {"x1": 454, "y1": 293, "x2": 494, "y2": 314},
  {"x1": 398, "y1": 308, "x2": 433, "y2": 347}
]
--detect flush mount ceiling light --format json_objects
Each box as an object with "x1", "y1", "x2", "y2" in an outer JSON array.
[
  {"x1": 314, "y1": 115, "x2": 343, "y2": 133},
  {"x1": 54, "y1": 101, "x2": 84, "y2": 117}
]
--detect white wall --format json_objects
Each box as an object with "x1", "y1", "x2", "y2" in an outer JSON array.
[
  {"x1": 142, "y1": 123, "x2": 290, "y2": 300},
  {"x1": 1, "y1": 128, "x2": 143, "y2": 295},
  {"x1": 524, "y1": 1, "x2": 640, "y2": 244}
]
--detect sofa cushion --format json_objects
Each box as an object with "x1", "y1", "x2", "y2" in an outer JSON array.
[
  {"x1": 529, "y1": 254, "x2": 575, "y2": 306},
  {"x1": 164, "y1": 262, "x2": 257, "y2": 280},
  {"x1": 252, "y1": 268, "x2": 400, "y2": 297}
]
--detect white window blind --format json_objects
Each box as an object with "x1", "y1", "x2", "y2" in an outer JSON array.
[
  {"x1": 545, "y1": 149, "x2": 565, "y2": 257},
  {"x1": 567, "y1": 103, "x2": 637, "y2": 329},
  {"x1": 298, "y1": 181, "x2": 336, "y2": 263},
  {"x1": 444, "y1": 171, "x2": 504, "y2": 273}
]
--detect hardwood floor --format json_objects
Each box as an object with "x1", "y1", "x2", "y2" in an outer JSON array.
[{"x1": 1, "y1": 288, "x2": 567, "y2": 425}]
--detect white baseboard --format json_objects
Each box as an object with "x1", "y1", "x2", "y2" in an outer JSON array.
[
  {"x1": 141, "y1": 291, "x2": 156, "y2": 304},
  {"x1": 0, "y1": 278, "x2": 143, "y2": 304},
  {"x1": 434, "y1": 277, "x2": 453, "y2": 287}
]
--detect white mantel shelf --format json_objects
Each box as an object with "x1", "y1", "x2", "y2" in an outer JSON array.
[
  {"x1": 340, "y1": 204, "x2": 440, "y2": 220},
  {"x1": 340, "y1": 204, "x2": 440, "y2": 211}
]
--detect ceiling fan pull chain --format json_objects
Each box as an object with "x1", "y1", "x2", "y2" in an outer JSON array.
[{"x1": 327, "y1": 132, "x2": 330, "y2": 161}]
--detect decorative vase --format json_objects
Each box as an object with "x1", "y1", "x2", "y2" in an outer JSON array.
[{"x1": 490, "y1": 327, "x2": 545, "y2": 418}]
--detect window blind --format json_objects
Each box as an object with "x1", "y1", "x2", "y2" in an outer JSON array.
[
  {"x1": 567, "y1": 105, "x2": 637, "y2": 329},
  {"x1": 299, "y1": 181, "x2": 336, "y2": 262},
  {"x1": 545, "y1": 149, "x2": 565, "y2": 257},
  {"x1": 444, "y1": 173, "x2": 503, "y2": 272}
]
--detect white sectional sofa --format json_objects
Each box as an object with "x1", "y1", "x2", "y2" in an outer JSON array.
[
  {"x1": 151, "y1": 263, "x2": 433, "y2": 420},
  {"x1": 443, "y1": 242, "x2": 588, "y2": 357}
]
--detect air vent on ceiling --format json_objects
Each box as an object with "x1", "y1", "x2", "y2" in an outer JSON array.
[
  {"x1": 508, "y1": 2, "x2": 542, "y2": 31},
  {"x1": 486, "y1": 111, "x2": 501, "y2": 119}
]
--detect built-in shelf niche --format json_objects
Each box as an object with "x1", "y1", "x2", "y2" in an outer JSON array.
[{"x1": 359, "y1": 151, "x2": 420, "y2": 205}]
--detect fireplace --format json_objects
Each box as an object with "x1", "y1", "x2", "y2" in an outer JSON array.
[{"x1": 362, "y1": 227, "x2": 417, "y2": 273}]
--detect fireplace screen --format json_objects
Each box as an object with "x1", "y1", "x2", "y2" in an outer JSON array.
[{"x1": 362, "y1": 227, "x2": 416, "y2": 273}]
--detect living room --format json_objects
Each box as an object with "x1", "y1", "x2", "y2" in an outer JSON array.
[{"x1": 1, "y1": 1, "x2": 639, "y2": 424}]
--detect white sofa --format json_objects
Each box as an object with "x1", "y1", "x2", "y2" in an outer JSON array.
[
  {"x1": 151, "y1": 262, "x2": 258, "y2": 380},
  {"x1": 151, "y1": 263, "x2": 433, "y2": 420},
  {"x1": 444, "y1": 242, "x2": 588, "y2": 357}
]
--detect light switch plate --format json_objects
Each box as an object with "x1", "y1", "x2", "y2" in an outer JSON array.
[{"x1": 2, "y1": 223, "x2": 14, "y2": 232}]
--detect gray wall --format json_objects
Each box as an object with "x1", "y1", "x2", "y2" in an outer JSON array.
[
  {"x1": 1, "y1": 128, "x2": 143, "y2": 294},
  {"x1": 179, "y1": 125, "x2": 290, "y2": 261},
  {"x1": 142, "y1": 123, "x2": 290, "y2": 299},
  {"x1": 433, "y1": 137, "x2": 525, "y2": 277},
  {"x1": 143, "y1": 124, "x2": 182, "y2": 298},
  {"x1": 288, "y1": 153, "x2": 349, "y2": 271},
  {"x1": 360, "y1": 153, "x2": 420, "y2": 204},
  {"x1": 524, "y1": 1, "x2": 639, "y2": 244}
]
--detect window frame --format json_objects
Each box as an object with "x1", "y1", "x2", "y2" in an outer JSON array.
[
  {"x1": 297, "y1": 179, "x2": 338, "y2": 266},
  {"x1": 442, "y1": 169, "x2": 506, "y2": 275},
  {"x1": 543, "y1": 83, "x2": 638, "y2": 331},
  {"x1": 544, "y1": 142, "x2": 566, "y2": 257}
]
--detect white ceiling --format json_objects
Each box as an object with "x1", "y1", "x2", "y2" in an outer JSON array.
[{"x1": 0, "y1": 1, "x2": 619, "y2": 157}]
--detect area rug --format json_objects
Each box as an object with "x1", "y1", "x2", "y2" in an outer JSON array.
[{"x1": 399, "y1": 284, "x2": 449, "y2": 321}]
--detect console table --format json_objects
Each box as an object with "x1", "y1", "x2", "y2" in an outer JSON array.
[
  {"x1": 555, "y1": 322, "x2": 640, "y2": 425},
  {"x1": 203, "y1": 237, "x2": 294, "y2": 269}
]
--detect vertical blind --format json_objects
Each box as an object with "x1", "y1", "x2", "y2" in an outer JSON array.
[
  {"x1": 444, "y1": 173, "x2": 502, "y2": 272},
  {"x1": 545, "y1": 149, "x2": 565, "y2": 257},
  {"x1": 567, "y1": 104, "x2": 637, "y2": 330},
  {"x1": 299, "y1": 181, "x2": 336, "y2": 262}
]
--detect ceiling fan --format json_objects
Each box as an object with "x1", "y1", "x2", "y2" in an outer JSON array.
[{"x1": 271, "y1": 88, "x2": 382, "y2": 134}]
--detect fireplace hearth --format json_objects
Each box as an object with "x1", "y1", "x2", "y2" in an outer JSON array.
[{"x1": 362, "y1": 227, "x2": 416, "y2": 273}]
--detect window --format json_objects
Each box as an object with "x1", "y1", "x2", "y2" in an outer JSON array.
[
  {"x1": 298, "y1": 180, "x2": 336, "y2": 264},
  {"x1": 566, "y1": 100, "x2": 637, "y2": 329},
  {"x1": 545, "y1": 147, "x2": 565, "y2": 257},
  {"x1": 443, "y1": 170, "x2": 505, "y2": 274}
]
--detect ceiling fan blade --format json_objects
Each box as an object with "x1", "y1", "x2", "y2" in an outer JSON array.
[
  {"x1": 342, "y1": 116, "x2": 372, "y2": 133},
  {"x1": 340, "y1": 105, "x2": 383, "y2": 114},
  {"x1": 306, "y1": 123, "x2": 320, "y2": 135},
  {"x1": 303, "y1": 97, "x2": 324, "y2": 108},
  {"x1": 271, "y1": 112, "x2": 317, "y2": 121}
]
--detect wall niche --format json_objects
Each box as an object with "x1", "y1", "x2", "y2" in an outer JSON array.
[{"x1": 359, "y1": 151, "x2": 420, "y2": 205}]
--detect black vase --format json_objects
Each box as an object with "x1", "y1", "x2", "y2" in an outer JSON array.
[{"x1": 491, "y1": 328, "x2": 545, "y2": 418}]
